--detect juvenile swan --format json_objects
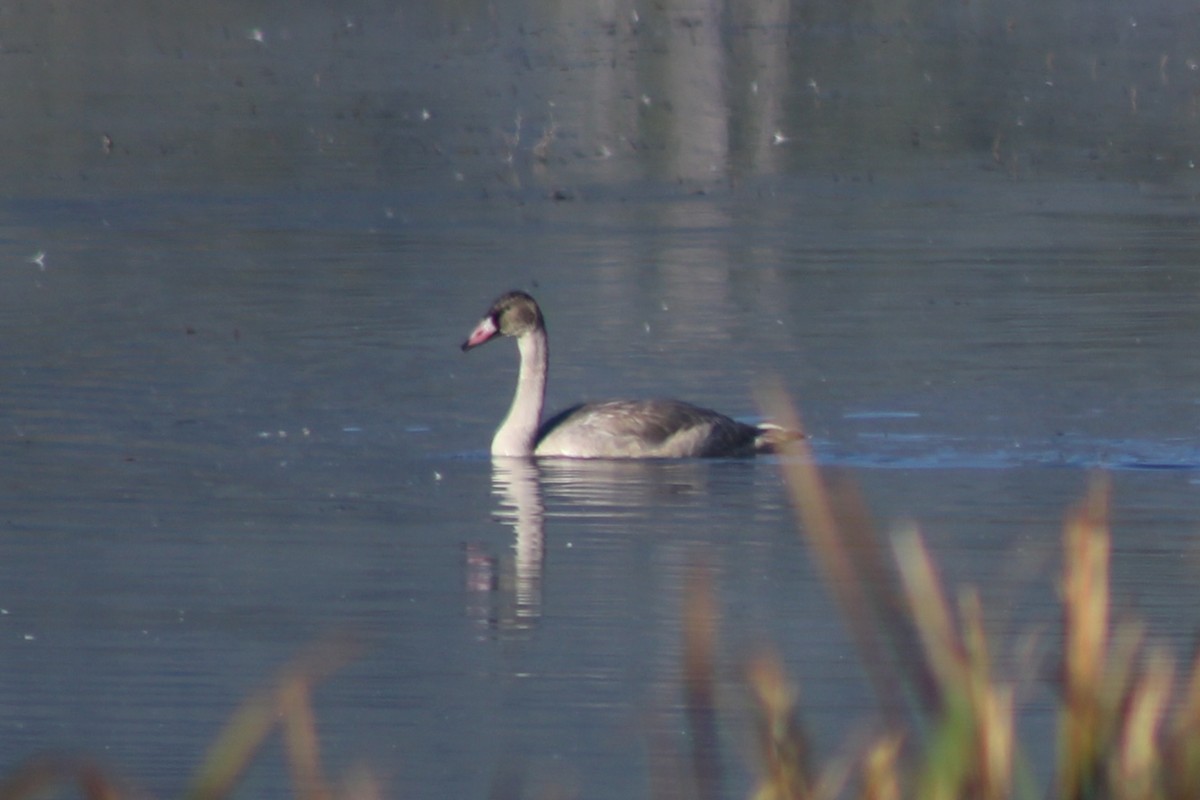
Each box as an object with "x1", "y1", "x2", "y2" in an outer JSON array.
[{"x1": 461, "y1": 291, "x2": 788, "y2": 458}]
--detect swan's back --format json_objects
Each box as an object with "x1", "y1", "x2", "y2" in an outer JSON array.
[{"x1": 534, "y1": 398, "x2": 762, "y2": 458}]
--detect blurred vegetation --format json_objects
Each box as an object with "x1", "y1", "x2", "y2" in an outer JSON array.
[
  {"x1": 0, "y1": 638, "x2": 375, "y2": 800},
  {"x1": 7, "y1": 396, "x2": 1200, "y2": 799},
  {"x1": 723, "y1": 394, "x2": 1200, "y2": 800}
]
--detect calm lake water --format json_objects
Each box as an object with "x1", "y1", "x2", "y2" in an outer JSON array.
[{"x1": 4, "y1": 1, "x2": 1200, "y2": 798}]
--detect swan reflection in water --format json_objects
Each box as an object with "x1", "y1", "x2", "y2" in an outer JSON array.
[
  {"x1": 465, "y1": 457, "x2": 725, "y2": 633},
  {"x1": 464, "y1": 458, "x2": 546, "y2": 632}
]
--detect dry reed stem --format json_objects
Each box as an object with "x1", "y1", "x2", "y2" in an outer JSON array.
[
  {"x1": 1058, "y1": 474, "x2": 1112, "y2": 800},
  {"x1": 887, "y1": 523, "x2": 1016, "y2": 800},
  {"x1": 887, "y1": 524, "x2": 1018, "y2": 800},
  {"x1": 759, "y1": 386, "x2": 938, "y2": 724},
  {"x1": 0, "y1": 757, "x2": 125, "y2": 800},
  {"x1": 762, "y1": 388, "x2": 1027, "y2": 800},
  {"x1": 1063, "y1": 477, "x2": 1111, "y2": 692},
  {"x1": 280, "y1": 677, "x2": 330, "y2": 800},
  {"x1": 1175, "y1": 648, "x2": 1200, "y2": 734},
  {"x1": 960, "y1": 591, "x2": 1013, "y2": 800},
  {"x1": 1164, "y1": 649, "x2": 1200, "y2": 798},
  {"x1": 185, "y1": 637, "x2": 361, "y2": 800},
  {"x1": 747, "y1": 653, "x2": 811, "y2": 800},
  {"x1": 892, "y1": 525, "x2": 964, "y2": 691},
  {"x1": 683, "y1": 562, "x2": 722, "y2": 800},
  {"x1": 184, "y1": 686, "x2": 279, "y2": 800},
  {"x1": 1114, "y1": 647, "x2": 1173, "y2": 800},
  {"x1": 978, "y1": 685, "x2": 1014, "y2": 800},
  {"x1": 860, "y1": 735, "x2": 903, "y2": 800},
  {"x1": 746, "y1": 650, "x2": 860, "y2": 800}
]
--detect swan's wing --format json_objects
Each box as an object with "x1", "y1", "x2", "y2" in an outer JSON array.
[{"x1": 535, "y1": 399, "x2": 760, "y2": 458}]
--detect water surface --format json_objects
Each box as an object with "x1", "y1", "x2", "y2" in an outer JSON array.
[{"x1": 3, "y1": 2, "x2": 1200, "y2": 798}]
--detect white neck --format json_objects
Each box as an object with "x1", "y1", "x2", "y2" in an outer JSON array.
[{"x1": 491, "y1": 328, "x2": 548, "y2": 456}]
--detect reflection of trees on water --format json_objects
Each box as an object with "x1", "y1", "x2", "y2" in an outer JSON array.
[
  {"x1": 13, "y1": 0, "x2": 1199, "y2": 196},
  {"x1": 481, "y1": 0, "x2": 1200, "y2": 184}
]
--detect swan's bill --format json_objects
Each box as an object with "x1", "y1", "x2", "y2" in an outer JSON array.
[{"x1": 462, "y1": 316, "x2": 499, "y2": 351}]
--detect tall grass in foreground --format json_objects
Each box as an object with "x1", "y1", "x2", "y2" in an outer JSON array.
[
  {"x1": 0, "y1": 637, "x2": 378, "y2": 800},
  {"x1": 729, "y1": 392, "x2": 1200, "y2": 800},
  {"x1": 7, "y1": 395, "x2": 1200, "y2": 800}
]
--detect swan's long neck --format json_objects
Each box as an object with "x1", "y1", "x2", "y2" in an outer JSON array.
[{"x1": 491, "y1": 328, "x2": 548, "y2": 456}]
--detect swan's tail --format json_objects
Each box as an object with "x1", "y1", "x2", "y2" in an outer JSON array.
[{"x1": 753, "y1": 422, "x2": 807, "y2": 453}]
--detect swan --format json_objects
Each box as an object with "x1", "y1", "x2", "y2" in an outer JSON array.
[{"x1": 461, "y1": 290, "x2": 793, "y2": 458}]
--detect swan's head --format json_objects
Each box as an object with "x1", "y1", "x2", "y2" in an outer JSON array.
[{"x1": 461, "y1": 291, "x2": 544, "y2": 351}]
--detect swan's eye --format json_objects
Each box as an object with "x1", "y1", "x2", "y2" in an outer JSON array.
[{"x1": 504, "y1": 304, "x2": 536, "y2": 331}]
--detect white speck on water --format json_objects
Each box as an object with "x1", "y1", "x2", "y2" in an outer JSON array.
[
  {"x1": 248, "y1": 28, "x2": 265, "y2": 43},
  {"x1": 640, "y1": 94, "x2": 651, "y2": 106},
  {"x1": 23, "y1": 634, "x2": 34, "y2": 641},
  {"x1": 420, "y1": 108, "x2": 431, "y2": 121},
  {"x1": 28, "y1": 251, "x2": 46, "y2": 270},
  {"x1": 434, "y1": 471, "x2": 443, "y2": 481},
  {"x1": 343, "y1": 425, "x2": 363, "y2": 433}
]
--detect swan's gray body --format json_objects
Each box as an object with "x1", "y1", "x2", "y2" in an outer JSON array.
[{"x1": 461, "y1": 291, "x2": 779, "y2": 458}]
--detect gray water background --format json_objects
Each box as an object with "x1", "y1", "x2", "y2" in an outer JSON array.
[{"x1": 4, "y1": 1, "x2": 1200, "y2": 797}]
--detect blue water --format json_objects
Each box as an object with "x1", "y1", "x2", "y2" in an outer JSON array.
[{"x1": 4, "y1": 2, "x2": 1200, "y2": 799}]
